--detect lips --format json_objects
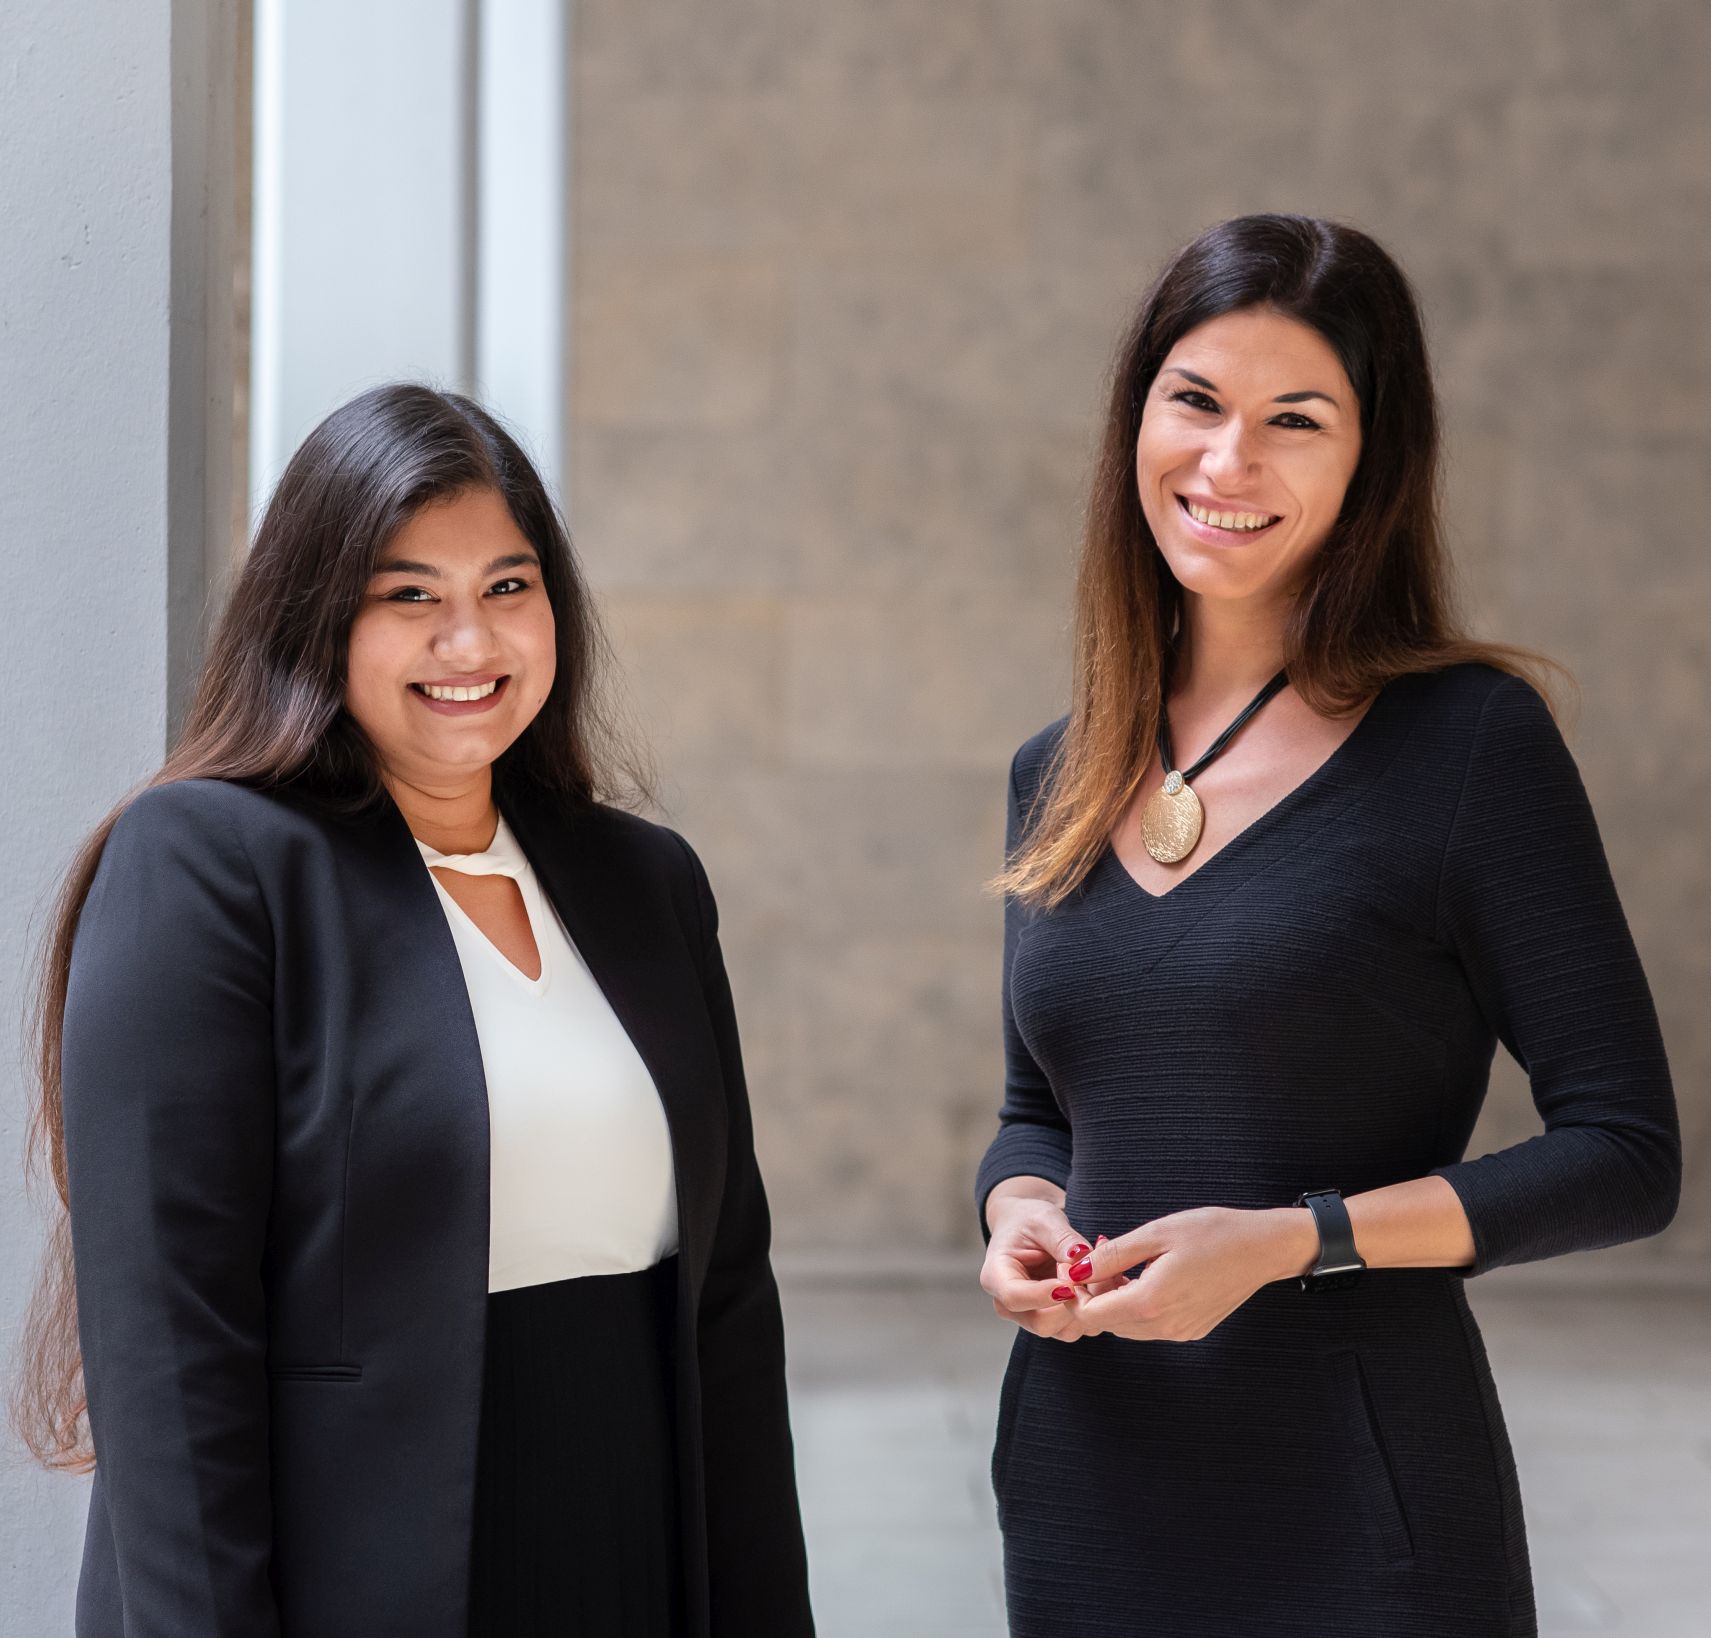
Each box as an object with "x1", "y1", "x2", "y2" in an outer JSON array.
[
  {"x1": 408, "y1": 675, "x2": 511, "y2": 714},
  {"x1": 1174, "y1": 493, "x2": 1281, "y2": 541}
]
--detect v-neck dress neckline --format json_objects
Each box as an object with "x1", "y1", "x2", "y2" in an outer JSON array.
[
  {"x1": 1096, "y1": 671, "x2": 1411, "y2": 910},
  {"x1": 414, "y1": 812, "x2": 551, "y2": 997}
]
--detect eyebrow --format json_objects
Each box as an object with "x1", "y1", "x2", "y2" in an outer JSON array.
[
  {"x1": 371, "y1": 551, "x2": 541, "y2": 577},
  {"x1": 1163, "y1": 366, "x2": 1342, "y2": 410}
]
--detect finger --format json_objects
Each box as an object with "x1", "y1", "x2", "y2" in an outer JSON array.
[
  {"x1": 1074, "y1": 1277, "x2": 1165, "y2": 1332},
  {"x1": 1015, "y1": 1300, "x2": 1083, "y2": 1340},
  {"x1": 1047, "y1": 1225, "x2": 1101, "y2": 1266},
  {"x1": 1077, "y1": 1273, "x2": 1130, "y2": 1298},
  {"x1": 1067, "y1": 1235, "x2": 1131, "y2": 1297},
  {"x1": 985, "y1": 1246, "x2": 1050, "y2": 1283},
  {"x1": 990, "y1": 1270, "x2": 1079, "y2": 1314},
  {"x1": 1069, "y1": 1224, "x2": 1169, "y2": 1286}
]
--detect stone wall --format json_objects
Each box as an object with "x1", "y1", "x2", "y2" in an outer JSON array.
[{"x1": 568, "y1": 1, "x2": 1709, "y2": 1274}]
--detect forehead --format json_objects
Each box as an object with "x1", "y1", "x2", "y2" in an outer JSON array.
[
  {"x1": 1159, "y1": 307, "x2": 1351, "y2": 395},
  {"x1": 383, "y1": 487, "x2": 535, "y2": 561}
]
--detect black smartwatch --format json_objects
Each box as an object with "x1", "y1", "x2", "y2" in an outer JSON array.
[{"x1": 1294, "y1": 1188, "x2": 1366, "y2": 1292}]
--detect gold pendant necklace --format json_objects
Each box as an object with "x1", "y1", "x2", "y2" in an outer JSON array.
[{"x1": 1139, "y1": 668, "x2": 1292, "y2": 865}]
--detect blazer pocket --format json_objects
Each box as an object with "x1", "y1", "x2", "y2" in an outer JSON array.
[
  {"x1": 1326, "y1": 1349, "x2": 1415, "y2": 1566},
  {"x1": 267, "y1": 1362, "x2": 363, "y2": 1382}
]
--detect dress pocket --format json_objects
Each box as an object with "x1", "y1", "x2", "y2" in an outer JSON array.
[
  {"x1": 1326, "y1": 1348, "x2": 1415, "y2": 1566},
  {"x1": 267, "y1": 1361, "x2": 363, "y2": 1382}
]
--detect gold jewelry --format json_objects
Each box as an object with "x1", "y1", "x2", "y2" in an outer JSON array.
[{"x1": 1140, "y1": 669, "x2": 1291, "y2": 865}]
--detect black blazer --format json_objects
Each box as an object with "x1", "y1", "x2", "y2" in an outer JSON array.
[{"x1": 60, "y1": 772, "x2": 816, "y2": 1638}]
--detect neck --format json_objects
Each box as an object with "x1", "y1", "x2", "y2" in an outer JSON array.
[
  {"x1": 1172, "y1": 591, "x2": 1289, "y2": 701},
  {"x1": 382, "y1": 765, "x2": 499, "y2": 851}
]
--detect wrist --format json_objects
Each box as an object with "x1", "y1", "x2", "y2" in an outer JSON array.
[
  {"x1": 1262, "y1": 1206, "x2": 1322, "y2": 1283},
  {"x1": 984, "y1": 1177, "x2": 1064, "y2": 1235}
]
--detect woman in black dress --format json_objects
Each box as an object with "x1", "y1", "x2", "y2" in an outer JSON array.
[
  {"x1": 976, "y1": 214, "x2": 1681, "y2": 1638},
  {"x1": 18, "y1": 384, "x2": 816, "y2": 1637}
]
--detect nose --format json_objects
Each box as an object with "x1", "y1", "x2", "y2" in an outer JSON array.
[
  {"x1": 427, "y1": 598, "x2": 503, "y2": 666},
  {"x1": 1200, "y1": 418, "x2": 1261, "y2": 488}
]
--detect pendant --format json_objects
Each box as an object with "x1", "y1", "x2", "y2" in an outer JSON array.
[{"x1": 1139, "y1": 769, "x2": 1204, "y2": 864}]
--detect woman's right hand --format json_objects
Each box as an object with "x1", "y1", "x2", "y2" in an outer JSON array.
[{"x1": 981, "y1": 1182, "x2": 1121, "y2": 1343}]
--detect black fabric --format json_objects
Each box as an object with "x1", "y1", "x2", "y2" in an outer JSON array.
[
  {"x1": 467, "y1": 1258, "x2": 684, "y2": 1638},
  {"x1": 977, "y1": 662, "x2": 1680, "y2": 1638},
  {"x1": 61, "y1": 774, "x2": 814, "y2": 1638}
]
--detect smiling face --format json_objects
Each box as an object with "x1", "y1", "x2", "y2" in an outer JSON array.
[
  {"x1": 344, "y1": 485, "x2": 557, "y2": 793},
  {"x1": 1137, "y1": 305, "x2": 1362, "y2": 609}
]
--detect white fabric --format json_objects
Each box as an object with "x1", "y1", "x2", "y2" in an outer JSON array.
[{"x1": 414, "y1": 811, "x2": 679, "y2": 1292}]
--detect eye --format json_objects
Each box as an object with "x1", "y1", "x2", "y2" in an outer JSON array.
[
  {"x1": 382, "y1": 577, "x2": 533, "y2": 603},
  {"x1": 1274, "y1": 412, "x2": 1322, "y2": 431},
  {"x1": 1168, "y1": 389, "x2": 1219, "y2": 412}
]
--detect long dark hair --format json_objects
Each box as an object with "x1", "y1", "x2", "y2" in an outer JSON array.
[
  {"x1": 13, "y1": 381, "x2": 652, "y2": 1470},
  {"x1": 996, "y1": 212, "x2": 1573, "y2": 908}
]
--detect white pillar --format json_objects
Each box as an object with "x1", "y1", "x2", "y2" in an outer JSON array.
[{"x1": 249, "y1": 0, "x2": 571, "y2": 519}]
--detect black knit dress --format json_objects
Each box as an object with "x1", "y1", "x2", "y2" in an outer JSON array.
[{"x1": 976, "y1": 662, "x2": 1681, "y2": 1638}]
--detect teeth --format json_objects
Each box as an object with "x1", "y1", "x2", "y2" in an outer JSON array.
[
  {"x1": 418, "y1": 680, "x2": 499, "y2": 702},
  {"x1": 1185, "y1": 499, "x2": 1277, "y2": 531}
]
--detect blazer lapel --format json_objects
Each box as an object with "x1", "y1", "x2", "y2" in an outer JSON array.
[{"x1": 342, "y1": 788, "x2": 495, "y2": 1313}]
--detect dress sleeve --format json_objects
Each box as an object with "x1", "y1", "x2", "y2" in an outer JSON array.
[
  {"x1": 60, "y1": 782, "x2": 281, "y2": 1635},
  {"x1": 1429, "y1": 676, "x2": 1681, "y2": 1277},
  {"x1": 973, "y1": 741, "x2": 1075, "y2": 1244},
  {"x1": 668, "y1": 831, "x2": 816, "y2": 1638}
]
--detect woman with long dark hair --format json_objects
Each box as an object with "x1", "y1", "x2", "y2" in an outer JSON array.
[
  {"x1": 976, "y1": 214, "x2": 1680, "y2": 1637},
  {"x1": 14, "y1": 383, "x2": 816, "y2": 1637}
]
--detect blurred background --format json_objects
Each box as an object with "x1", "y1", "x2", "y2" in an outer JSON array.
[{"x1": 4, "y1": 3, "x2": 1707, "y2": 1632}]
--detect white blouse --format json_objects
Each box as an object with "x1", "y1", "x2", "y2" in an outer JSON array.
[{"x1": 414, "y1": 811, "x2": 679, "y2": 1293}]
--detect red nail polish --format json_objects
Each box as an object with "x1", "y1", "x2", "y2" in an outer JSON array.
[
  {"x1": 1065, "y1": 1243, "x2": 1090, "y2": 1260},
  {"x1": 1052, "y1": 1286, "x2": 1073, "y2": 1301},
  {"x1": 1096, "y1": 1235, "x2": 1109, "y2": 1245},
  {"x1": 1069, "y1": 1260, "x2": 1093, "y2": 1282}
]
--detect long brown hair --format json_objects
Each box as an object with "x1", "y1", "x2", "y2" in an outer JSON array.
[
  {"x1": 12, "y1": 382, "x2": 652, "y2": 1471},
  {"x1": 996, "y1": 213, "x2": 1573, "y2": 910}
]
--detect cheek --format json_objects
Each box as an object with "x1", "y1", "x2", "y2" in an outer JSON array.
[
  {"x1": 520, "y1": 606, "x2": 558, "y2": 674},
  {"x1": 1135, "y1": 424, "x2": 1205, "y2": 513},
  {"x1": 1294, "y1": 453, "x2": 1360, "y2": 529},
  {"x1": 1135, "y1": 421, "x2": 1183, "y2": 478},
  {"x1": 343, "y1": 619, "x2": 406, "y2": 712}
]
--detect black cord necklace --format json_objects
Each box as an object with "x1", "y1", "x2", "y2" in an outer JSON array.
[{"x1": 1140, "y1": 668, "x2": 1292, "y2": 864}]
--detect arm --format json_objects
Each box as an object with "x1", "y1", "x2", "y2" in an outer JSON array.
[
  {"x1": 670, "y1": 832, "x2": 815, "y2": 1638},
  {"x1": 60, "y1": 782, "x2": 280, "y2": 1636},
  {"x1": 973, "y1": 741, "x2": 1074, "y2": 1245},
  {"x1": 1258, "y1": 1176, "x2": 1477, "y2": 1283},
  {"x1": 1423, "y1": 676, "x2": 1681, "y2": 1277}
]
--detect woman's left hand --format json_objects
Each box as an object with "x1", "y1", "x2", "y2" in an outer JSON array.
[{"x1": 1060, "y1": 1206, "x2": 1313, "y2": 1343}]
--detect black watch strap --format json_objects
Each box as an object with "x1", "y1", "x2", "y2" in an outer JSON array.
[{"x1": 1295, "y1": 1188, "x2": 1365, "y2": 1292}]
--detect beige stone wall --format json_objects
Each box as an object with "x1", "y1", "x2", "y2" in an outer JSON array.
[{"x1": 568, "y1": 1, "x2": 1709, "y2": 1275}]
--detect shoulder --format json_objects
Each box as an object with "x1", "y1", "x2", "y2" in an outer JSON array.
[
  {"x1": 529, "y1": 793, "x2": 714, "y2": 948},
  {"x1": 517, "y1": 788, "x2": 692, "y2": 871},
  {"x1": 606, "y1": 810, "x2": 714, "y2": 946},
  {"x1": 83, "y1": 781, "x2": 284, "y2": 946},
  {"x1": 1402, "y1": 661, "x2": 1563, "y2": 753},
  {"x1": 1009, "y1": 713, "x2": 1070, "y2": 804},
  {"x1": 571, "y1": 800, "x2": 705, "y2": 886},
  {"x1": 106, "y1": 777, "x2": 293, "y2": 867}
]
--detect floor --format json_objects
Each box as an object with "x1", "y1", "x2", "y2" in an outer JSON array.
[{"x1": 778, "y1": 1275, "x2": 1711, "y2": 1637}]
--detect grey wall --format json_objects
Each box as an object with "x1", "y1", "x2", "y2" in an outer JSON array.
[
  {"x1": 567, "y1": 1, "x2": 1710, "y2": 1277},
  {"x1": 0, "y1": 1, "x2": 241, "y2": 1626}
]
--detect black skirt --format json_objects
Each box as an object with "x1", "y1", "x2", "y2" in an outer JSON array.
[{"x1": 467, "y1": 1255, "x2": 684, "y2": 1637}]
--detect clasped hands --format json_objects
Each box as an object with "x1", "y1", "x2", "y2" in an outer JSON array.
[{"x1": 980, "y1": 1188, "x2": 1315, "y2": 1344}]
